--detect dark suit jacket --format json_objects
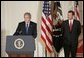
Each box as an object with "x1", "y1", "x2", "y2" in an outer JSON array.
[
  {"x1": 13, "y1": 21, "x2": 37, "y2": 39},
  {"x1": 61, "y1": 19, "x2": 81, "y2": 46}
]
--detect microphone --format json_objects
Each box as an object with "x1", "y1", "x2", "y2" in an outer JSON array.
[{"x1": 19, "y1": 30, "x2": 22, "y2": 35}]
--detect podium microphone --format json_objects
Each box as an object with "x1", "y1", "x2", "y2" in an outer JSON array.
[{"x1": 19, "y1": 30, "x2": 22, "y2": 35}]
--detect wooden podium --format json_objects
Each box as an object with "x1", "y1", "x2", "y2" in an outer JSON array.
[{"x1": 6, "y1": 36, "x2": 35, "y2": 57}]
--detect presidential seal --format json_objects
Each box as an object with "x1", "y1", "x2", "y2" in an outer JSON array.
[{"x1": 14, "y1": 38, "x2": 24, "y2": 49}]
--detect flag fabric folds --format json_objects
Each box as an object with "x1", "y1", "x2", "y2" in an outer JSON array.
[{"x1": 41, "y1": 1, "x2": 53, "y2": 54}]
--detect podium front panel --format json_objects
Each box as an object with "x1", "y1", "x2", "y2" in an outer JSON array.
[{"x1": 6, "y1": 36, "x2": 35, "y2": 54}]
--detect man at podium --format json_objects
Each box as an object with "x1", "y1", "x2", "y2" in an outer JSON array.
[
  {"x1": 14, "y1": 12, "x2": 37, "y2": 39},
  {"x1": 8, "y1": 12, "x2": 37, "y2": 57}
]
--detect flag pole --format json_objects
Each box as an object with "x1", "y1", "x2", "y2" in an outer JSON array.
[{"x1": 45, "y1": 47, "x2": 47, "y2": 57}]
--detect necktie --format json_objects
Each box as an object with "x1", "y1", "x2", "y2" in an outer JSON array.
[
  {"x1": 26, "y1": 24, "x2": 28, "y2": 34},
  {"x1": 69, "y1": 20, "x2": 73, "y2": 32}
]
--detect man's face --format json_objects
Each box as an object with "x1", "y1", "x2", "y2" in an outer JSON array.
[
  {"x1": 24, "y1": 15, "x2": 31, "y2": 23},
  {"x1": 68, "y1": 13, "x2": 73, "y2": 20}
]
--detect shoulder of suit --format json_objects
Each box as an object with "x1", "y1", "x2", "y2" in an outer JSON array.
[
  {"x1": 74, "y1": 19, "x2": 80, "y2": 24},
  {"x1": 74, "y1": 19, "x2": 80, "y2": 22},
  {"x1": 18, "y1": 21, "x2": 25, "y2": 25},
  {"x1": 30, "y1": 21, "x2": 37, "y2": 25},
  {"x1": 18, "y1": 21, "x2": 37, "y2": 25},
  {"x1": 62, "y1": 20, "x2": 68, "y2": 23},
  {"x1": 64, "y1": 20, "x2": 68, "y2": 22}
]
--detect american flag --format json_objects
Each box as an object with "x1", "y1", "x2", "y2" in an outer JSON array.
[
  {"x1": 56, "y1": 1, "x2": 63, "y2": 20},
  {"x1": 41, "y1": 1, "x2": 53, "y2": 53},
  {"x1": 52, "y1": 1, "x2": 63, "y2": 26},
  {"x1": 74, "y1": 1, "x2": 80, "y2": 20},
  {"x1": 55, "y1": 1, "x2": 63, "y2": 18}
]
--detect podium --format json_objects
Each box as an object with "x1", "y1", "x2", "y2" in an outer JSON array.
[{"x1": 6, "y1": 36, "x2": 35, "y2": 57}]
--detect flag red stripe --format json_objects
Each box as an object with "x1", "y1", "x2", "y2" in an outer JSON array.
[
  {"x1": 46, "y1": 25, "x2": 52, "y2": 35},
  {"x1": 48, "y1": 17, "x2": 53, "y2": 26},
  {"x1": 42, "y1": 17, "x2": 52, "y2": 35},
  {"x1": 41, "y1": 34, "x2": 46, "y2": 44},
  {"x1": 75, "y1": 8, "x2": 80, "y2": 19},
  {"x1": 41, "y1": 23, "x2": 52, "y2": 52},
  {"x1": 42, "y1": 17, "x2": 46, "y2": 24},
  {"x1": 46, "y1": 33, "x2": 52, "y2": 45},
  {"x1": 42, "y1": 17, "x2": 52, "y2": 45},
  {"x1": 41, "y1": 25, "x2": 46, "y2": 34},
  {"x1": 46, "y1": 44, "x2": 52, "y2": 53},
  {"x1": 41, "y1": 25, "x2": 52, "y2": 45}
]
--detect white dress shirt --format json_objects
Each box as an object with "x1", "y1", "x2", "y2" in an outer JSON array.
[
  {"x1": 69, "y1": 19, "x2": 74, "y2": 26},
  {"x1": 25, "y1": 21, "x2": 30, "y2": 28}
]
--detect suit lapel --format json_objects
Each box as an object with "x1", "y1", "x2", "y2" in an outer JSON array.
[
  {"x1": 28, "y1": 22, "x2": 32, "y2": 34},
  {"x1": 71, "y1": 19, "x2": 75, "y2": 32},
  {"x1": 23, "y1": 22, "x2": 26, "y2": 34},
  {"x1": 67, "y1": 20, "x2": 70, "y2": 32}
]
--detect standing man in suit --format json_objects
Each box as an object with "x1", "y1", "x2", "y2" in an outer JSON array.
[
  {"x1": 61, "y1": 10, "x2": 81, "y2": 57},
  {"x1": 11, "y1": 12, "x2": 37, "y2": 57}
]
